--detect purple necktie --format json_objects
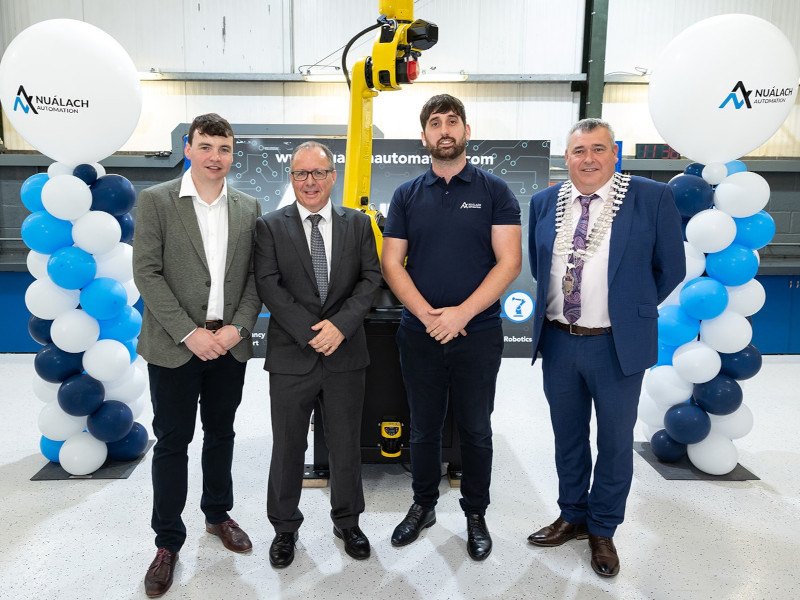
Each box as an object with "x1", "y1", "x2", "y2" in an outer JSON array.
[{"x1": 562, "y1": 194, "x2": 597, "y2": 324}]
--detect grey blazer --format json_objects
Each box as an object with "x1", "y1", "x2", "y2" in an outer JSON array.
[
  {"x1": 132, "y1": 177, "x2": 262, "y2": 368},
  {"x1": 253, "y1": 202, "x2": 381, "y2": 375}
]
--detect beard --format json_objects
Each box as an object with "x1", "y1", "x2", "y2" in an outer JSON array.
[{"x1": 426, "y1": 135, "x2": 467, "y2": 160}]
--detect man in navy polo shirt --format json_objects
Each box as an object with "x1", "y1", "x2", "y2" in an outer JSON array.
[{"x1": 382, "y1": 94, "x2": 521, "y2": 561}]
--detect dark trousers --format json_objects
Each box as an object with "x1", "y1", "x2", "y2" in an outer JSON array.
[
  {"x1": 267, "y1": 362, "x2": 366, "y2": 532},
  {"x1": 540, "y1": 324, "x2": 643, "y2": 538},
  {"x1": 148, "y1": 353, "x2": 247, "y2": 552},
  {"x1": 396, "y1": 325, "x2": 503, "y2": 516}
]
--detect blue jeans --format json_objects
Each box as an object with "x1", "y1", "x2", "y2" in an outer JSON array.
[{"x1": 396, "y1": 324, "x2": 503, "y2": 516}]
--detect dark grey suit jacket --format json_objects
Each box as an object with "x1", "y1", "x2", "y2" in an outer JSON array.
[
  {"x1": 253, "y1": 202, "x2": 381, "y2": 375},
  {"x1": 133, "y1": 177, "x2": 262, "y2": 368}
]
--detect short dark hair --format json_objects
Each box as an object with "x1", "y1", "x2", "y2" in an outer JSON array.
[
  {"x1": 187, "y1": 113, "x2": 234, "y2": 144},
  {"x1": 291, "y1": 140, "x2": 335, "y2": 170},
  {"x1": 419, "y1": 94, "x2": 467, "y2": 130}
]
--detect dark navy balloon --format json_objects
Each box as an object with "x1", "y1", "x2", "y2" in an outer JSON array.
[
  {"x1": 116, "y1": 212, "x2": 135, "y2": 243},
  {"x1": 28, "y1": 316, "x2": 53, "y2": 345},
  {"x1": 73, "y1": 164, "x2": 99, "y2": 186},
  {"x1": 684, "y1": 163, "x2": 705, "y2": 177},
  {"x1": 34, "y1": 344, "x2": 84, "y2": 383},
  {"x1": 668, "y1": 174, "x2": 714, "y2": 219},
  {"x1": 719, "y1": 344, "x2": 762, "y2": 380},
  {"x1": 58, "y1": 373, "x2": 105, "y2": 417},
  {"x1": 88, "y1": 400, "x2": 134, "y2": 442},
  {"x1": 650, "y1": 429, "x2": 687, "y2": 462},
  {"x1": 664, "y1": 403, "x2": 711, "y2": 445},
  {"x1": 90, "y1": 175, "x2": 136, "y2": 216},
  {"x1": 106, "y1": 422, "x2": 148, "y2": 461},
  {"x1": 693, "y1": 374, "x2": 743, "y2": 415}
]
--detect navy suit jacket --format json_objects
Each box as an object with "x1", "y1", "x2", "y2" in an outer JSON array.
[{"x1": 528, "y1": 176, "x2": 685, "y2": 376}]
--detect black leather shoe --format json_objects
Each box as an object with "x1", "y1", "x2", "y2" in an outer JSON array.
[
  {"x1": 528, "y1": 516, "x2": 589, "y2": 547},
  {"x1": 144, "y1": 547, "x2": 178, "y2": 598},
  {"x1": 466, "y1": 513, "x2": 492, "y2": 561},
  {"x1": 269, "y1": 531, "x2": 298, "y2": 568},
  {"x1": 391, "y1": 503, "x2": 436, "y2": 547},
  {"x1": 333, "y1": 525, "x2": 371, "y2": 560},
  {"x1": 589, "y1": 534, "x2": 620, "y2": 577}
]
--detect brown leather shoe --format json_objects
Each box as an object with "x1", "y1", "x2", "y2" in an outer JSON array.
[
  {"x1": 589, "y1": 534, "x2": 620, "y2": 577},
  {"x1": 527, "y1": 516, "x2": 588, "y2": 547},
  {"x1": 206, "y1": 519, "x2": 253, "y2": 553},
  {"x1": 144, "y1": 547, "x2": 178, "y2": 598}
]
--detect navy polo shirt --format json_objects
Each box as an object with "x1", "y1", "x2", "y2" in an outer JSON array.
[{"x1": 384, "y1": 161, "x2": 521, "y2": 332}]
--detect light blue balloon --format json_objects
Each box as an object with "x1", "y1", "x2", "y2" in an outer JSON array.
[
  {"x1": 80, "y1": 277, "x2": 127, "y2": 320},
  {"x1": 47, "y1": 247, "x2": 97, "y2": 290},
  {"x1": 706, "y1": 243, "x2": 759, "y2": 287},
  {"x1": 679, "y1": 276, "x2": 728, "y2": 320},
  {"x1": 122, "y1": 337, "x2": 138, "y2": 362},
  {"x1": 724, "y1": 160, "x2": 747, "y2": 175},
  {"x1": 658, "y1": 305, "x2": 700, "y2": 347},
  {"x1": 98, "y1": 305, "x2": 142, "y2": 342},
  {"x1": 40, "y1": 435, "x2": 64, "y2": 463},
  {"x1": 656, "y1": 341, "x2": 678, "y2": 366},
  {"x1": 733, "y1": 211, "x2": 775, "y2": 250},
  {"x1": 21, "y1": 173, "x2": 49, "y2": 212},
  {"x1": 21, "y1": 211, "x2": 73, "y2": 254}
]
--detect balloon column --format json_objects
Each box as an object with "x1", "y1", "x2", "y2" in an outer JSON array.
[
  {"x1": 642, "y1": 14, "x2": 798, "y2": 475},
  {"x1": 0, "y1": 20, "x2": 148, "y2": 475}
]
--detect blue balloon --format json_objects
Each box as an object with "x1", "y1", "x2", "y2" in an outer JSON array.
[
  {"x1": 88, "y1": 400, "x2": 134, "y2": 442},
  {"x1": 725, "y1": 160, "x2": 747, "y2": 175},
  {"x1": 34, "y1": 344, "x2": 84, "y2": 383},
  {"x1": 116, "y1": 212, "x2": 135, "y2": 244},
  {"x1": 650, "y1": 429, "x2": 687, "y2": 462},
  {"x1": 658, "y1": 305, "x2": 700, "y2": 347},
  {"x1": 20, "y1": 210, "x2": 73, "y2": 254},
  {"x1": 106, "y1": 422, "x2": 149, "y2": 461},
  {"x1": 28, "y1": 316, "x2": 53, "y2": 345},
  {"x1": 656, "y1": 341, "x2": 677, "y2": 366},
  {"x1": 47, "y1": 246, "x2": 97, "y2": 290},
  {"x1": 99, "y1": 305, "x2": 142, "y2": 342},
  {"x1": 719, "y1": 344, "x2": 762, "y2": 380},
  {"x1": 122, "y1": 338, "x2": 139, "y2": 362},
  {"x1": 667, "y1": 174, "x2": 714, "y2": 219},
  {"x1": 693, "y1": 374, "x2": 743, "y2": 416},
  {"x1": 683, "y1": 162, "x2": 705, "y2": 177},
  {"x1": 40, "y1": 436, "x2": 65, "y2": 463},
  {"x1": 679, "y1": 277, "x2": 728, "y2": 320},
  {"x1": 733, "y1": 211, "x2": 775, "y2": 250},
  {"x1": 705, "y1": 243, "x2": 759, "y2": 286},
  {"x1": 80, "y1": 277, "x2": 127, "y2": 320},
  {"x1": 664, "y1": 403, "x2": 711, "y2": 445},
  {"x1": 20, "y1": 173, "x2": 49, "y2": 212},
  {"x1": 90, "y1": 175, "x2": 136, "y2": 216},
  {"x1": 58, "y1": 373, "x2": 105, "y2": 417},
  {"x1": 73, "y1": 164, "x2": 99, "y2": 186}
]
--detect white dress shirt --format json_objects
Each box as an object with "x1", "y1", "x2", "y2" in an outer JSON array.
[
  {"x1": 546, "y1": 177, "x2": 614, "y2": 327},
  {"x1": 296, "y1": 200, "x2": 333, "y2": 278}
]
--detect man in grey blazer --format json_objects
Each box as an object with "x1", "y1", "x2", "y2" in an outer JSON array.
[
  {"x1": 133, "y1": 114, "x2": 261, "y2": 598},
  {"x1": 254, "y1": 141, "x2": 381, "y2": 568}
]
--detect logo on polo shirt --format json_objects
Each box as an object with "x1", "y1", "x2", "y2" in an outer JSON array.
[{"x1": 460, "y1": 202, "x2": 481, "y2": 209}]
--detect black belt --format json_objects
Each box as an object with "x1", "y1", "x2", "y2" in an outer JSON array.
[
  {"x1": 204, "y1": 320, "x2": 224, "y2": 332},
  {"x1": 546, "y1": 319, "x2": 611, "y2": 336}
]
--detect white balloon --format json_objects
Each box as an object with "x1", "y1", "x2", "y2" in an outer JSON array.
[
  {"x1": 685, "y1": 209, "x2": 736, "y2": 253},
  {"x1": 641, "y1": 422, "x2": 659, "y2": 443},
  {"x1": 26, "y1": 250, "x2": 50, "y2": 279},
  {"x1": 700, "y1": 311, "x2": 752, "y2": 354},
  {"x1": 72, "y1": 211, "x2": 122, "y2": 255},
  {"x1": 725, "y1": 280, "x2": 766, "y2": 317},
  {"x1": 91, "y1": 163, "x2": 107, "y2": 178},
  {"x1": 38, "y1": 402, "x2": 86, "y2": 441},
  {"x1": 25, "y1": 277, "x2": 80, "y2": 320},
  {"x1": 124, "y1": 394, "x2": 147, "y2": 421},
  {"x1": 709, "y1": 404, "x2": 754, "y2": 440},
  {"x1": 95, "y1": 242, "x2": 134, "y2": 282},
  {"x1": 672, "y1": 341, "x2": 721, "y2": 384},
  {"x1": 684, "y1": 242, "x2": 706, "y2": 280},
  {"x1": 714, "y1": 172, "x2": 770, "y2": 218},
  {"x1": 645, "y1": 366, "x2": 693, "y2": 407},
  {"x1": 687, "y1": 432, "x2": 739, "y2": 475},
  {"x1": 50, "y1": 309, "x2": 100, "y2": 353},
  {"x1": 0, "y1": 19, "x2": 142, "y2": 164},
  {"x1": 41, "y1": 175, "x2": 92, "y2": 221},
  {"x1": 649, "y1": 14, "x2": 799, "y2": 164},
  {"x1": 104, "y1": 365, "x2": 147, "y2": 403},
  {"x1": 702, "y1": 163, "x2": 727, "y2": 185},
  {"x1": 83, "y1": 339, "x2": 131, "y2": 382},
  {"x1": 59, "y1": 431, "x2": 108, "y2": 476},
  {"x1": 122, "y1": 278, "x2": 141, "y2": 306},
  {"x1": 660, "y1": 281, "x2": 684, "y2": 308},
  {"x1": 47, "y1": 162, "x2": 74, "y2": 178},
  {"x1": 33, "y1": 375, "x2": 61, "y2": 403},
  {"x1": 638, "y1": 391, "x2": 667, "y2": 429}
]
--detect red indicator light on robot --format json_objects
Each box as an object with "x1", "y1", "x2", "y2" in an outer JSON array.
[{"x1": 406, "y1": 60, "x2": 419, "y2": 82}]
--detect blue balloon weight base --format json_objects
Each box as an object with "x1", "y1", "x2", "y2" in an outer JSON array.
[
  {"x1": 30, "y1": 439, "x2": 154, "y2": 480},
  {"x1": 634, "y1": 441, "x2": 758, "y2": 481}
]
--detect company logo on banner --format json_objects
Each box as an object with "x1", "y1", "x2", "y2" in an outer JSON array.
[
  {"x1": 719, "y1": 80, "x2": 795, "y2": 110},
  {"x1": 229, "y1": 137, "x2": 550, "y2": 358},
  {"x1": 10, "y1": 83, "x2": 90, "y2": 115}
]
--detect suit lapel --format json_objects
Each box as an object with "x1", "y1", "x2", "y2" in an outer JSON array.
[
  {"x1": 224, "y1": 190, "x2": 241, "y2": 275},
  {"x1": 173, "y1": 187, "x2": 209, "y2": 272},
  {"x1": 328, "y1": 206, "x2": 348, "y2": 297},
  {"x1": 608, "y1": 180, "x2": 636, "y2": 285},
  {"x1": 538, "y1": 187, "x2": 558, "y2": 295},
  {"x1": 283, "y1": 203, "x2": 317, "y2": 286}
]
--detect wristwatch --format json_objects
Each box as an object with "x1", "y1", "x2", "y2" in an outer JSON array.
[{"x1": 233, "y1": 324, "x2": 251, "y2": 340}]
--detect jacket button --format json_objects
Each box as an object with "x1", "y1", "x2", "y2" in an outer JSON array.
[
  {"x1": 201, "y1": 304, "x2": 207, "y2": 310},
  {"x1": 205, "y1": 281, "x2": 211, "y2": 287},
  {"x1": 314, "y1": 291, "x2": 320, "y2": 297}
]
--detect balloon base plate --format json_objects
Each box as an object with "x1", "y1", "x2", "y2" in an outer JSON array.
[
  {"x1": 30, "y1": 439, "x2": 154, "y2": 481},
  {"x1": 634, "y1": 441, "x2": 759, "y2": 481}
]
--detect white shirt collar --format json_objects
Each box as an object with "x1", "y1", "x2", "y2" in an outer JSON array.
[
  {"x1": 179, "y1": 168, "x2": 228, "y2": 206},
  {"x1": 570, "y1": 176, "x2": 614, "y2": 203},
  {"x1": 296, "y1": 199, "x2": 333, "y2": 223}
]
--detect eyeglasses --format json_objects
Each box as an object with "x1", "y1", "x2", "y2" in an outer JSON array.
[{"x1": 290, "y1": 169, "x2": 333, "y2": 181}]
